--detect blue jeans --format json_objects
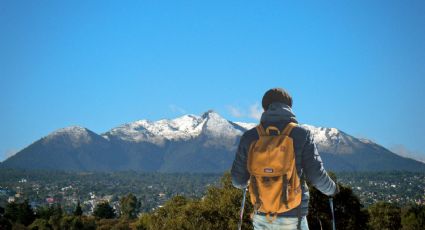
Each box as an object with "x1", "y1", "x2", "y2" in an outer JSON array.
[{"x1": 253, "y1": 214, "x2": 309, "y2": 230}]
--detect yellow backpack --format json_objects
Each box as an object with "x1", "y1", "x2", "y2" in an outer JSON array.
[{"x1": 247, "y1": 122, "x2": 302, "y2": 221}]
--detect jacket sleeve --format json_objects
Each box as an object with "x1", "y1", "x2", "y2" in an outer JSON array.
[
  {"x1": 231, "y1": 134, "x2": 251, "y2": 189},
  {"x1": 301, "y1": 130, "x2": 337, "y2": 196}
]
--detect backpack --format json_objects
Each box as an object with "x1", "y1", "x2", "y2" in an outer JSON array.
[{"x1": 247, "y1": 122, "x2": 302, "y2": 221}]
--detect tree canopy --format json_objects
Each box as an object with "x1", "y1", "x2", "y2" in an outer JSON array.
[{"x1": 93, "y1": 202, "x2": 116, "y2": 219}]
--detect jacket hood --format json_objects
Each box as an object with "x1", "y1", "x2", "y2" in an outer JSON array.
[{"x1": 260, "y1": 102, "x2": 298, "y2": 124}]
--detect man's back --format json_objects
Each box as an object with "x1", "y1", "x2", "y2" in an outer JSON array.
[{"x1": 231, "y1": 88, "x2": 337, "y2": 230}]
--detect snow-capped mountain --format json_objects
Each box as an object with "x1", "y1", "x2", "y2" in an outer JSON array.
[
  {"x1": 301, "y1": 124, "x2": 378, "y2": 155},
  {"x1": 45, "y1": 126, "x2": 96, "y2": 147},
  {"x1": 103, "y1": 114, "x2": 205, "y2": 145},
  {"x1": 102, "y1": 110, "x2": 252, "y2": 151},
  {"x1": 2, "y1": 111, "x2": 425, "y2": 172}
]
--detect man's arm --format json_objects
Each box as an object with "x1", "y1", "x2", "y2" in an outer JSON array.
[
  {"x1": 231, "y1": 134, "x2": 250, "y2": 189},
  {"x1": 302, "y1": 130, "x2": 337, "y2": 196}
]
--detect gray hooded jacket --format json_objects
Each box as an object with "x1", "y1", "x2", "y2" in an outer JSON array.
[{"x1": 230, "y1": 102, "x2": 336, "y2": 217}]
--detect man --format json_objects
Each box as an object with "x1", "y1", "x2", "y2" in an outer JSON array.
[{"x1": 231, "y1": 88, "x2": 338, "y2": 230}]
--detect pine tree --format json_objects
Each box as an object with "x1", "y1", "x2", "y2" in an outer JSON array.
[
  {"x1": 35, "y1": 205, "x2": 55, "y2": 220},
  {"x1": 120, "y1": 193, "x2": 140, "y2": 219},
  {"x1": 0, "y1": 210, "x2": 12, "y2": 230},
  {"x1": 4, "y1": 200, "x2": 35, "y2": 226},
  {"x1": 17, "y1": 199, "x2": 35, "y2": 226},
  {"x1": 48, "y1": 203, "x2": 63, "y2": 230},
  {"x1": 93, "y1": 202, "x2": 116, "y2": 219},
  {"x1": 308, "y1": 174, "x2": 369, "y2": 230},
  {"x1": 4, "y1": 202, "x2": 19, "y2": 223},
  {"x1": 74, "y1": 201, "x2": 83, "y2": 216}
]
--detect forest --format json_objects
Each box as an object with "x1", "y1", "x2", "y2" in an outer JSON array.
[{"x1": 0, "y1": 171, "x2": 424, "y2": 230}]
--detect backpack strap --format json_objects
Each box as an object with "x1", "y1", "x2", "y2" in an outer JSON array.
[
  {"x1": 256, "y1": 124, "x2": 267, "y2": 136},
  {"x1": 282, "y1": 122, "x2": 297, "y2": 136},
  {"x1": 258, "y1": 124, "x2": 283, "y2": 136},
  {"x1": 257, "y1": 123, "x2": 297, "y2": 136},
  {"x1": 281, "y1": 175, "x2": 289, "y2": 209},
  {"x1": 296, "y1": 180, "x2": 303, "y2": 230},
  {"x1": 265, "y1": 126, "x2": 281, "y2": 135},
  {"x1": 250, "y1": 176, "x2": 262, "y2": 212}
]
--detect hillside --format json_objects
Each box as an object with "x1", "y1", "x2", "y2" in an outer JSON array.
[{"x1": 2, "y1": 111, "x2": 425, "y2": 172}]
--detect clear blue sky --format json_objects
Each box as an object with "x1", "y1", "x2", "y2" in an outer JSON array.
[{"x1": 1, "y1": 0, "x2": 424, "y2": 162}]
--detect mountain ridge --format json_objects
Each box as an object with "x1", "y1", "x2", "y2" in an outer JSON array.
[{"x1": 2, "y1": 111, "x2": 425, "y2": 172}]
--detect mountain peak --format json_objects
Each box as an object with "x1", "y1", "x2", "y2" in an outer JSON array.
[
  {"x1": 103, "y1": 113, "x2": 206, "y2": 144},
  {"x1": 201, "y1": 110, "x2": 220, "y2": 119},
  {"x1": 102, "y1": 110, "x2": 246, "y2": 149},
  {"x1": 49, "y1": 126, "x2": 90, "y2": 136},
  {"x1": 302, "y1": 124, "x2": 342, "y2": 144},
  {"x1": 44, "y1": 126, "x2": 95, "y2": 146}
]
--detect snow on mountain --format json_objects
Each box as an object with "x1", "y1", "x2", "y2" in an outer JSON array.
[
  {"x1": 102, "y1": 114, "x2": 205, "y2": 145},
  {"x1": 233, "y1": 122, "x2": 256, "y2": 130},
  {"x1": 200, "y1": 110, "x2": 245, "y2": 149},
  {"x1": 38, "y1": 112, "x2": 406, "y2": 156},
  {"x1": 301, "y1": 124, "x2": 372, "y2": 154},
  {"x1": 301, "y1": 124, "x2": 342, "y2": 145},
  {"x1": 44, "y1": 126, "x2": 95, "y2": 146},
  {"x1": 3, "y1": 111, "x2": 425, "y2": 172},
  {"x1": 103, "y1": 111, "x2": 360, "y2": 151},
  {"x1": 102, "y1": 110, "x2": 254, "y2": 149},
  {"x1": 213, "y1": 121, "x2": 349, "y2": 150},
  {"x1": 103, "y1": 111, "x2": 245, "y2": 144}
]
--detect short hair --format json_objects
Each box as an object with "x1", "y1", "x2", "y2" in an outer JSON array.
[{"x1": 261, "y1": 88, "x2": 293, "y2": 110}]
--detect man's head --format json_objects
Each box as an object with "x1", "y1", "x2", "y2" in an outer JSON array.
[{"x1": 262, "y1": 88, "x2": 293, "y2": 110}]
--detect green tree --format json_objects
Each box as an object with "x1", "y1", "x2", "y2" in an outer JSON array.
[
  {"x1": 96, "y1": 218, "x2": 131, "y2": 230},
  {"x1": 18, "y1": 200, "x2": 36, "y2": 226},
  {"x1": 137, "y1": 172, "x2": 372, "y2": 230},
  {"x1": 71, "y1": 216, "x2": 84, "y2": 230},
  {"x1": 401, "y1": 204, "x2": 425, "y2": 230},
  {"x1": 368, "y1": 202, "x2": 401, "y2": 230},
  {"x1": 96, "y1": 219, "x2": 120, "y2": 230},
  {"x1": 11, "y1": 223, "x2": 27, "y2": 230},
  {"x1": 200, "y1": 173, "x2": 253, "y2": 230},
  {"x1": 308, "y1": 183, "x2": 370, "y2": 230},
  {"x1": 29, "y1": 218, "x2": 51, "y2": 230},
  {"x1": 120, "y1": 193, "x2": 140, "y2": 219},
  {"x1": 4, "y1": 200, "x2": 35, "y2": 226},
  {"x1": 135, "y1": 214, "x2": 152, "y2": 230},
  {"x1": 35, "y1": 206, "x2": 55, "y2": 221},
  {"x1": 48, "y1": 204, "x2": 63, "y2": 230},
  {"x1": 135, "y1": 172, "x2": 253, "y2": 230},
  {"x1": 93, "y1": 202, "x2": 116, "y2": 219},
  {"x1": 111, "y1": 219, "x2": 131, "y2": 230},
  {"x1": 78, "y1": 216, "x2": 96, "y2": 230},
  {"x1": 0, "y1": 215, "x2": 12, "y2": 230},
  {"x1": 58, "y1": 215, "x2": 95, "y2": 230},
  {"x1": 4, "y1": 202, "x2": 19, "y2": 223},
  {"x1": 308, "y1": 173, "x2": 369, "y2": 230},
  {"x1": 73, "y1": 201, "x2": 83, "y2": 216},
  {"x1": 60, "y1": 215, "x2": 74, "y2": 230}
]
